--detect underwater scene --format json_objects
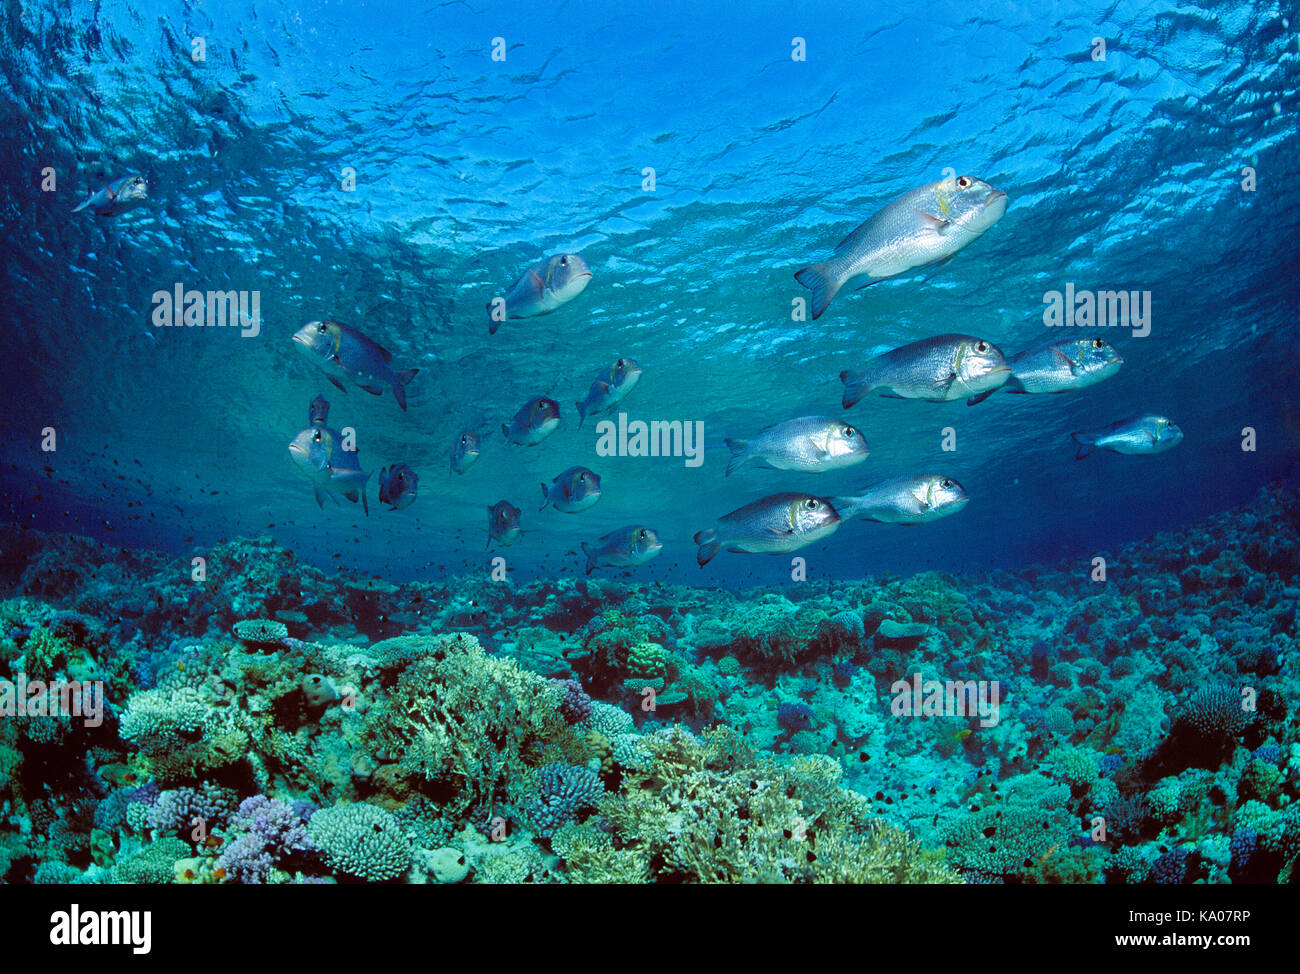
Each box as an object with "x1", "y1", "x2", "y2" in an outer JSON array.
[{"x1": 1, "y1": 0, "x2": 1298, "y2": 898}]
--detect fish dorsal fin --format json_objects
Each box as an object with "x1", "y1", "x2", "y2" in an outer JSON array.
[
  {"x1": 833, "y1": 215, "x2": 877, "y2": 255},
  {"x1": 374, "y1": 342, "x2": 393, "y2": 364}
]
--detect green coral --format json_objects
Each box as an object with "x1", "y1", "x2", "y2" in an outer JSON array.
[
  {"x1": 308, "y1": 802, "x2": 412, "y2": 882},
  {"x1": 563, "y1": 727, "x2": 956, "y2": 884},
  {"x1": 728, "y1": 595, "x2": 829, "y2": 665},
  {"x1": 941, "y1": 805, "x2": 1073, "y2": 878},
  {"x1": 360, "y1": 633, "x2": 589, "y2": 819},
  {"x1": 112, "y1": 837, "x2": 190, "y2": 884},
  {"x1": 626, "y1": 641, "x2": 668, "y2": 680},
  {"x1": 117, "y1": 685, "x2": 254, "y2": 781}
]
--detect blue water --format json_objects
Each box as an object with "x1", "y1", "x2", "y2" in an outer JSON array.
[
  {"x1": 2, "y1": 0, "x2": 1296, "y2": 585},
  {"x1": 0, "y1": 0, "x2": 1298, "y2": 890}
]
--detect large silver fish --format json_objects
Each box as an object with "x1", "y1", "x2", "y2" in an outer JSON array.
[
  {"x1": 540, "y1": 466, "x2": 602, "y2": 513},
  {"x1": 487, "y1": 500, "x2": 522, "y2": 548},
  {"x1": 694, "y1": 493, "x2": 840, "y2": 566},
  {"x1": 73, "y1": 174, "x2": 148, "y2": 217},
  {"x1": 503, "y1": 397, "x2": 561, "y2": 446},
  {"x1": 450, "y1": 430, "x2": 486, "y2": 474},
  {"x1": 795, "y1": 174, "x2": 1008, "y2": 318},
  {"x1": 841, "y1": 334, "x2": 1009, "y2": 408},
  {"x1": 1002, "y1": 338, "x2": 1123, "y2": 398},
  {"x1": 725, "y1": 416, "x2": 869, "y2": 476},
  {"x1": 576, "y1": 357, "x2": 642, "y2": 428},
  {"x1": 488, "y1": 254, "x2": 593, "y2": 335},
  {"x1": 582, "y1": 525, "x2": 663, "y2": 575},
  {"x1": 288, "y1": 425, "x2": 370, "y2": 515},
  {"x1": 831, "y1": 475, "x2": 969, "y2": 524},
  {"x1": 292, "y1": 320, "x2": 419, "y2": 411},
  {"x1": 1072, "y1": 415, "x2": 1182, "y2": 459}
]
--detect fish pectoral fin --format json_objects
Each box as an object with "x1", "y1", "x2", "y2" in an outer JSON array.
[
  {"x1": 967, "y1": 389, "x2": 997, "y2": 406},
  {"x1": 327, "y1": 376, "x2": 347, "y2": 393},
  {"x1": 359, "y1": 384, "x2": 384, "y2": 396},
  {"x1": 1049, "y1": 347, "x2": 1077, "y2": 374},
  {"x1": 916, "y1": 209, "x2": 951, "y2": 232},
  {"x1": 932, "y1": 372, "x2": 958, "y2": 394}
]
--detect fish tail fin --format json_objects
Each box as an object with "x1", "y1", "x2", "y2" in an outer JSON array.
[
  {"x1": 693, "y1": 529, "x2": 722, "y2": 567},
  {"x1": 724, "y1": 438, "x2": 750, "y2": 477},
  {"x1": 392, "y1": 369, "x2": 418, "y2": 411},
  {"x1": 581, "y1": 541, "x2": 596, "y2": 575},
  {"x1": 575, "y1": 401, "x2": 586, "y2": 429},
  {"x1": 794, "y1": 261, "x2": 841, "y2": 320},
  {"x1": 1071, "y1": 432, "x2": 1097, "y2": 460},
  {"x1": 840, "y1": 369, "x2": 871, "y2": 409},
  {"x1": 72, "y1": 199, "x2": 90, "y2": 214},
  {"x1": 967, "y1": 389, "x2": 997, "y2": 406}
]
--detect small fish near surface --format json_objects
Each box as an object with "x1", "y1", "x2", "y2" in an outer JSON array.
[
  {"x1": 72, "y1": 173, "x2": 148, "y2": 218},
  {"x1": 292, "y1": 319, "x2": 419, "y2": 411},
  {"x1": 488, "y1": 254, "x2": 593, "y2": 335},
  {"x1": 450, "y1": 430, "x2": 487, "y2": 474},
  {"x1": 540, "y1": 466, "x2": 602, "y2": 513},
  {"x1": 288, "y1": 425, "x2": 370, "y2": 515},
  {"x1": 694, "y1": 493, "x2": 841, "y2": 566},
  {"x1": 795, "y1": 174, "x2": 1008, "y2": 319},
  {"x1": 378, "y1": 463, "x2": 418, "y2": 510},
  {"x1": 487, "y1": 500, "x2": 522, "y2": 548},
  {"x1": 503, "y1": 396, "x2": 562, "y2": 446},
  {"x1": 841, "y1": 334, "x2": 1010, "y2": 408},
  {"x1": 832, "y1": 474, "x2": 969, "y2": 524},
  {"x1": 1001, "y1": 337, "x2": 1123, "y2": 398},
  {"x1": 725, "y1": 416, "x2": 869, "y2": 476},
  {"x1": 582, "y1": 525, "x2": 663, "y2": 575},
  {"x1": 1072, "y1": 415, "x2": 1183, "y2": 459},
  {"x1": 576, "y1": 357, "x2": 642, "y2": 428}
]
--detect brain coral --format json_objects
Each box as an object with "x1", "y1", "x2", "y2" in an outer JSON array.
[{"x1": 308, "y1": 802, "x2": 412, "y2": 882}]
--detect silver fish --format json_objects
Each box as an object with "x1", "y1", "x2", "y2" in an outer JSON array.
[
  {"x1": 725, "y1": 416, "x2": 869, "y2": 476},
  {"x1": 841, "y1": 334, "x2": 1009, "y2": 407},
  {"x1": 488, "y1": 253, "x2": 593, "y2": 335},
  {"x1": 694, "y1": 493, "x2": 840, "y2": 566},
  {"x1": 378, "y1": 463, "x2": 418, "y2": 511},
  {"x1": 582, "y1": 525, "x2": 663, "y2": 575},
  {"x1": 308, "y1": 395, "x2": 331, "y2": 427},
  {"x1": 450, "y1": 430, "x2": 486, "y2": 474},
  {"x1": 292, "y1": 320, "x2": 419, "y2": 411},
  {"x1": 72, "y1": 174, "x2": 148, "y2": 218},
  {"x1": 540, "y1": 466, "x2": 602, "y2": 513},
  {"x1": 503, "y1": 396, "x2": 561, "y2": 446},
  {"x1": 1072, "y1": 415, "x2": 1183, "y2": 459},
  {"x1": 288, "y1": 425, "x2": 369, "y2": 515},
  {"x1": 487, "y1": 500, "x2": 522, "y2": 548},
  {"x1": 795, "y1": 174, "x2": 1008, "y2": 318},
  {"x1": 1002, "y1": 337, "x2": 1123, "y2": 398},
  {"x1": 831, "y1": 474, "x2": 969, "y2": 524},
  {"x1": 576, "y1": 357, "x2": 642, "y2": 428}
]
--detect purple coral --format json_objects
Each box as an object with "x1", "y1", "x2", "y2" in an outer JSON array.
[
  {"x1": 147, "y1": 783, "x2": 236, "y2": 835},
  {"x1": 216, "y1": 795, "x2": 316, "y2": 884},
  {"x1": 552, "y1": 678, "x2": 593, "y2": 724}
]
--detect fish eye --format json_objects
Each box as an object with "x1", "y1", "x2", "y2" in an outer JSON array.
[
  {"x1": 317, "y1": 323, "x2": 327, "y2": 334},
  {"x1": 941, "y1": 479, "x2": 952, "y2": 488},
  {"x1": 804, "y1": 498, "x2": 818, "y2": 510},
  {"x1": 842, "y1": 425, "x2": 855, "y2": 437},
  {"x1": 638, "y1": 529, "x2": 648, "y2": 539},
  {"x1": 312, "y1": 431, "x2": 322, "y2": 442},
  {"x1": 616, "y1": 358, "x2": 626, "y2": 367},
  {"x1": 560, "y1": 256, "x2": 568, "y2": 266},
  {"x1": 957, "y1": 175, "x2": 972, "y2": 189},
  {"x1": 578, "y1": 473, "x2": 586, "y2": 482},
  {"x1": 974, "y1": 340, "x2": 988, "y2": 352},
  {"x1": 1092, "y1": 338, "x2": 1105, "y2": 349}
]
